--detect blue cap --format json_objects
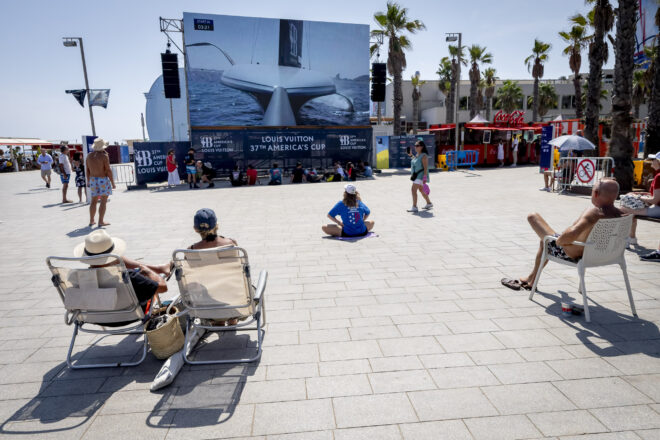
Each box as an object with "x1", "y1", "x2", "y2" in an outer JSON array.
[{"x1": 194, "y1": 208, "x2": 217, "y2": 231}]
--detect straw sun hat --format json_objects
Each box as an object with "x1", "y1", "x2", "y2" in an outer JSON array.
[
  {"x1": 74, "y1": 230, "x2": 126, "y2": 265},
  {"x1": 92, "y1": 138, "x2": 109, "y2": 152}
]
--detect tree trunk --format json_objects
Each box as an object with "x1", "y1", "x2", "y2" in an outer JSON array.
[
  {"x1": 393, "y1": 71, "x2": 403, "y2": 136},
  {"x1": 608, "y1": 0, "x2": 636, "y2": 192},
  {"x1": 447, "y1": 61, "x2": 457, "y2": 124},
  {"x1": 585, "y1": 2, "x2": 607, "y2": 148},
  {"x1": 469, "y1": 67, "x2": 479, "y2": 119},
  {"x1": 412, "y1": 94, "x2": 419, "y2": 135},
  {"x1": 485, "y1": 96, "x2": 491, "y2": 121},
  {"x1": 532, "y1": 76, "x2": 539, "y2": 122},
  {"x1": 573, "y1": 73, "x2": 583, "y2": 119},
  {"x1": 646, "y1": 45, "x2": 660, "y2": 156}
]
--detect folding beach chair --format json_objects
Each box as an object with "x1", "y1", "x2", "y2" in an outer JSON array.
[
  {"x1": 47, "y1": 255, "x2": 148, "y2": 369},
  {"x1": 529, "y1": 215, "x2": 636, "y2": 322},
  {"x1": 171, "y1": 246, "x2": 267, "y2": 365}
]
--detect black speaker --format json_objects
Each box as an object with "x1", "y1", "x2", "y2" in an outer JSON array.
[
  {"x1": 371, "y1": 63, "x2": 386, "y2": 102},
  {"x1": 161, "y1": 52, "x2": 180, "y2": 99}
]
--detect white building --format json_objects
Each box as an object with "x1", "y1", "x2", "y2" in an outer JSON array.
[{"x1": 382, "y1": 69, "x2": 649, "y2": 128}]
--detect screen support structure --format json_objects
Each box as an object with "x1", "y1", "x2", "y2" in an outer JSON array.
[{"x1": 159, "y1": 17, "x2": 191, "y2": 140}]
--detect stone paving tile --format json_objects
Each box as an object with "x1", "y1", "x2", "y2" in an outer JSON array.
[
  {"x1": 637, "y1": 429, "x2": 660, "y2": 440},
  {"x1": 528, "y1": 409, "x2": 608, "y2": 437},
  {"x1": 553, "y1": 377, "x2": 652, "y2": 409},
  {"x1": 368, "y1": 370, "x2": 436, "y2": 393},
  {"x1": 428, "y1": 365, "x2": 500, "y2": 389},
  {"x1": 590, "y1": 405, "x2": 660, "y2": 431},
  {"x1": 481, "y1": 383, "x2": 576, "y2": 415},
  {"x1": 253, "y1": 399, "x2": 335, "y2": 435},
  {"x1": 306, "y1": 374, "x2": 372, "y2": 399},
  {"x1": 463, "y1": 414, "x2": 542, "y2": 440},
  {"x1": 546, "y1": 358, "x2": 623, "y2": 379},
  {"x1": 487, "y1": 361, "x2": 562, "y2": 384},
  {"x1": 408, "y1": 388, "x2": 498, "y2": 421},
  {"x1": 398, "y1": 420, "x2": 473, "y2": 439},
  {"x1": 333, "y1": 393, "x2": 418, "y2": 428},
  {"x1": 333, "y1": 425, "x2": 402, "y2": 440}
]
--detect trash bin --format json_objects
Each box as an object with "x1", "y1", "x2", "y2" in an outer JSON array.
[
  {"x1": 438, "y1": 154, "x2": 448, "y2": 171},
  {"x1": 633, "y1": 159, "x2": 644, "y2": 186}
]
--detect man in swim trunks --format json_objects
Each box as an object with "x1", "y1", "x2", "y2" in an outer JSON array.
[
  {"x1": 85, "y1": 138, "x2": 115, "y2": 227},
  {"x1": 501, "y1": 178, "x2": 624, "y2": 290}
]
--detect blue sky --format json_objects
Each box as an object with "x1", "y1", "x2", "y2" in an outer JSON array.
[{"x1": 0, "y1": 0, "x2": 615, "y2": 143}]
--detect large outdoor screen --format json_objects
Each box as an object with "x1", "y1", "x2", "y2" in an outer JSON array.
[{"x1": 183, "y1": 12, "x2": 370, "y2": 128}]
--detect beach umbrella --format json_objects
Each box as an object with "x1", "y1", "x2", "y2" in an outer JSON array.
[
  {"x1": 548, "y1": 135, "x2": 597, "y2": 152},
  {"x1": 469, "y1": 113, "x2": 489, "y2": 124}
]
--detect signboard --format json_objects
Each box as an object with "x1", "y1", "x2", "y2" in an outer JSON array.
[
  {"x1": 576, "y1": 158, "x2": 596, "y2": 185},
  {"x1": 133, "y1": 141, "x2": 190, "y2": 185},
  {"x1": 539, "y1": 125, "x2": 554, "y2": 171},
  {"x1": 385, "y1": 135, "x2": 436, "y2": 169},
  {"x1": 183, "y1": 12, "x2": 369, "y2": 128}
]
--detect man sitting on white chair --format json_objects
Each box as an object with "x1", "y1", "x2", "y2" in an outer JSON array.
[{"x1": 502, "y1": 178, "x2": 623, "y2": 290}]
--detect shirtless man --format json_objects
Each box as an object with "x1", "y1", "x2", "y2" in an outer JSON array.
[
  {"x1": 502, "y1": 178, "x2": 624, "y2": 290},
  {"x1": 85, "y1": 138, "x2": 115, "y2": 227}
]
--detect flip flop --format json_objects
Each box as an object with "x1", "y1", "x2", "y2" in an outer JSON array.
[
  {"x1": 520, "y1": 281, "x2": 533, "y2": 291},
  {"x1": 501, "y1": 278, "x2": 522, "y2": 291}
]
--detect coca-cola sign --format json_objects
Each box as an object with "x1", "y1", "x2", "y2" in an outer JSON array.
[{"x1": 494, "y1": 110, "x2": 525, "y2": 126}]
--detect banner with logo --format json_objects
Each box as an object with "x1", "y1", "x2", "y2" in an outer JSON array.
[
  {"x1": 381, "y1": 135, "x2": 436, "y2": 169},
  {"x1": 133, "y1": 141, "x2": 190, "y2": 185},
  {"x1": 539, "y1": 125, "x2": 554, "y2": 171}
]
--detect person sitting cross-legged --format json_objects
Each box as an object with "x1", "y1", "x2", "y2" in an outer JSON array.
[
  {"x1": 322, "y1": 184, "x2": 374, "y2": 238},
  {"x1": 501, "y1": 178, "x2": 625, "y2": 290}
]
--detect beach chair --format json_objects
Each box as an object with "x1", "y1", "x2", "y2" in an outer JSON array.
[
  {"x1": 171, "y1": 246, "x2": 267, "y2": 365},
  {"x1": 47, "y1": 255, "x2": 148, "y2": 369},
  {"x1": 529, "y1": 215, "x2": 636, "y2": 322}
]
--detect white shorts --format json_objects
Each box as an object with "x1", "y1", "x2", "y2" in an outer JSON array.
[{"x1": 413, "y1": 179, "x2": 424, "y2": 185}]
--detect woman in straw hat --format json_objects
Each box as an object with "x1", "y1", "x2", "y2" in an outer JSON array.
[{"x1": 322, "y1": 184, "x2": 374, "y2": 237}]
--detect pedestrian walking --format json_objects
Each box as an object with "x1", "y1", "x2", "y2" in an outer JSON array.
[
  {"x1": 184, "y1": 148, "x2": 199, "y2": 189},
  {"x1": 86, "y1": 138, "x2": 115, "y2": 227},
  {"x1": 406, "y1": 140, "x2": 433, "y2": 213},
  {"x1": 166, "y1": 149, "x2": 181, "y2": 187},
  {"x1": 511, "y1": 135, "x2": 519, "y2": 167},
  {"x1": 72, "y1": 152, "x2": 88, "y2": 203},
  {"x1": 58, "y1": 145, "x2": 73, "y2": 203},
  {"x1": 497, "y1": 140, "x2": 505, "y2": 167},
  {"x1": 37, "y1": 149, "x2": 53, "y2": 188}
]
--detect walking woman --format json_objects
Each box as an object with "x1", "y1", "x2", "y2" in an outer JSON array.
[{"x1": 407, "y1": 140, "x2": 433, "y2": 213}]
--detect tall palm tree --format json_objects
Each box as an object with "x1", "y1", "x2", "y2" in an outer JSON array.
[
  {"x1": 632, "y1": 69, "x2": 648, "y2": 119},
  {"x1": 495, "y1": 80, "x2": 524, "y2": 114},
  {"x1": 559, "y1": 25, "x2": 590, "y2": 119},
  {"x1": 524, "y1": 39, "x2": 551, "y2": 122},
  {"x1": 526, "y1": 82, "x2": 558, "y2": 119},
  {"x1": 645, "y1": 3, "x2": 660, "y2": 156},
  {"x1": 447, "y1": 45, "x2": 466, "y2": 124},
  {"x1": 411, "y1": 73, "x2": 426, "y2": 134},
  {"x1": 436, "y1": 57, "x2": 453, "y2": 123},
  {"x1": 371, "y1": 2, "x2": 426, "y2": 136},
  {"x1": 581, "y1": 82, "x2": 609, "y2": 111},
  {"x1": 578, "y1": 0, "x2": 614, "y2": 145},
  {"x1": 468, "y1": 45, "x2": 493, "y2": 118},
  {"x1": 483, "y1": 67, "x2": 498, "y2": 121},
  {"x1": 608, "y1": 0, "x2": 637, "y2": 191}
]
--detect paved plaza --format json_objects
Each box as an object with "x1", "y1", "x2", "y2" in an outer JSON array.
[{"x1": 0, "y1": 166, "x2": 659, "y2": 439}]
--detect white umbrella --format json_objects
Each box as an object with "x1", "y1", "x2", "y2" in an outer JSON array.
[
  {"x1": 553, "y1": 114, "x2": 563, "y2": 121},
  {"x1": 469, "y1": 113, "x2": 489, "y2": 124},
  {"x1": 548, "y1": 135, "x2": 597, "y2": 152}
]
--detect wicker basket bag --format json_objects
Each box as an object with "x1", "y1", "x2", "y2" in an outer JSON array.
[{"x1": 145, "y1": 306, "x2": 185, "y2": 360}]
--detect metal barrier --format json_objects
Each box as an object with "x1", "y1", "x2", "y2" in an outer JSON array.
[
  {"x1": 111, "y1": 164, "x2": 136, "y2": 186},
  {"x1": 555, "y1": 156, "x2": 614, "y2": 192},
  {"x1": 446, "y1": 150, "x2": 479, "y2": 170}
]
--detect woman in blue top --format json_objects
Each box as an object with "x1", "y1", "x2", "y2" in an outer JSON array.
[
  {"x1": 322, "y1": 184, "x2": 374, "y2": 237},
  {"x1": 407, "y1": 140, "x2": 433, "y2": 213}
]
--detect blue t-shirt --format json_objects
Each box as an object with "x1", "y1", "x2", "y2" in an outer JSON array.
[
  {"x1": 363, "y1": 166, "x2": 373, "y2": 177},
  {"x1": 269, "y1": 168, "x2": 282, "y2": 183},
  {"x1": 329, "y1": 201, "x2": 370, "y2": 236}
]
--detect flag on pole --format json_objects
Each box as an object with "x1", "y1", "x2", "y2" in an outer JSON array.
[
  {"x1": 89, "y1": 89, "x2": 110, "y2": 108},
  {"x1": 65, "y1": 89, "x2": 87, "y2": 107}
]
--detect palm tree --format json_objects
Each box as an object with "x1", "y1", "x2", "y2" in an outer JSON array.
[
  {"x1": 436, "y1": 57, "x2": 453, "y2": 123},
  {"x1": 371, "y1": 2, "x2": 426, "y2": 136},
  {"x1": 645, "y1": 4, "x2": 660, "y2": 156},
  {"x1": 559, "y1": 25, "x2": 590, "y2": 119},
  {"x1": 468, "y1": 45, "x2": 493, "y2": 118},
  {"x1": 524, "y1": 39, "x2": 551, "y2": 122},
  {"x1": 526, "y1": 82, "x2": 558, "y2": 119},
  {"x1": 577, "y1": 0, "x2": 615, "y2": 145},
  {"x1": 608, "y1": 0, "x2": 637, "y2": 191},
  {"x1": 632, "y1": 70, "x2": 648, "y2": 119},
  {"x1": 495, "y1": 80, "x2": 523, "y2": 113},
  {"x1": 483, "y1": 67, "x2": 498, "y2": 121},
  {"x1": 447, "y1": 45, "x2": 466, "y2": 124},
  {"x1": 411, "y1": 73, "x2": 426, "y2": 134},
  {"x1": 581, "y1": 82, "x2": 609, "y2": 111}
]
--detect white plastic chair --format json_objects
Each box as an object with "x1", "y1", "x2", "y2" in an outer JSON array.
[{"x1": 529, "y1": 215, "x2": 636, "y2": 322}]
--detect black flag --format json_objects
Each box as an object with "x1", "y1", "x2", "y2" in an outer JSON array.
[{"x1": 65, "y1": 89, "x2": 87, "y2": 107}]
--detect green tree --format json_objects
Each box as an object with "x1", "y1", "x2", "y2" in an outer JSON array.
[
  {"x1": 644, "y1": 3, "x2": 660, "y2": 156},
  {"x1": 371, "y1": 2, "x2": 426, "y2": 135},
  {"x1": 468, "y1": 45, "x2": 493, "y2": 118},
  {"x1": 436, "y1": 57, "x2": 453, "y2": 123},
  {"x1": 524, "y1": 39, "x2": 552, "y2": 122},
  {"x1": 483, "y1": 67, "x2": 498, "y2": 121},
  {"x1": 608, "y1": 0, "x2": 637, "y2": 191},
  {"x1": 495, "y1": 80, "x2": 524, "y2": 113},
  {"x1": 411, "y1": 73, "x2": 426, "y2": 134},
  {"x1": 577, "y1": 0, "x2": 615, "y2": 145},
  {"x1": 526, "y1": 82, "x2": 558, "y2": 119},
  {"x1": 581, "y1": 82, "x2": 609, "y2": 112},
  {"x1": 446, "y1": 45, "x2": 467, "y2": 124},
  {"x1": 632, "y1": 69, "x2": 648, "y2": 119},
  {"x1": 559, "y1": 25, "x2": 590, "y2": 119}
]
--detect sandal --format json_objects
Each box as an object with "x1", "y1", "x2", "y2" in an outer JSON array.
[
  {"x1": 520, "y1": 281, "x2": 532, "y2": 291},
  {"x1": 501, "y1": 278, "x2": 522, "y2": 291}
]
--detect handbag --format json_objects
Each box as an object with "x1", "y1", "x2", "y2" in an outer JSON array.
[
  {"x1": 422, "y1": 182, "x2": 430, "y2": 195},
  {"x1": 145, "y1": 306, "x2": 185, "y2": 359}
]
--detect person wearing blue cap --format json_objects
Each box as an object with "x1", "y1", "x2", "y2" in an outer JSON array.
[
  {"x1": 322, "y1": 184, "x2": 374, "y2": 237},
  {"x1": 189, "y1": 208, "x2": 237, "y2": 250}
]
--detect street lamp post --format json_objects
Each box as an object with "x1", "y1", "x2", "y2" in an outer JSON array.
[
  {"x1": 63, "y1": 37, "x2": 96, "y2": 136},
  {"x1": 446, "y1": 32, "x2": 462, "y2": 166}
]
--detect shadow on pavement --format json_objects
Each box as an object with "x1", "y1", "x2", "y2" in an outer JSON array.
[
  {"x1": 67, "y1": 226, "x2": 95, "y2": 237},
  {"x1": 534, "y1": 289, "x2": 660, "y2": 358}
]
